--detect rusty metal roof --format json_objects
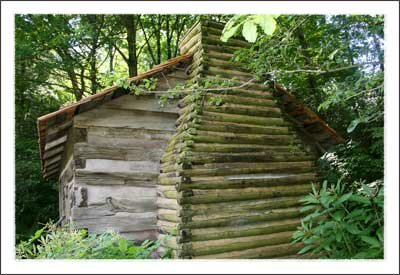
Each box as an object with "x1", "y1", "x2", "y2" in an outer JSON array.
[
  {"x1": 37, "y1": 53, "x2": 193, "y2": 179},
  {"x1": 273, "y1": 83, "x2": 344, "y2": 151}
]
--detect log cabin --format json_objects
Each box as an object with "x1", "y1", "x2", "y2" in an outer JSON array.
[{"x1": 37, "y1": 19, "x2": 343, "y2": 258}]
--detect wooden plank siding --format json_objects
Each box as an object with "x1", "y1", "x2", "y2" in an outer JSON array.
[{"x1": 56, "y1": 78, "x2": 185, "y2": 242}]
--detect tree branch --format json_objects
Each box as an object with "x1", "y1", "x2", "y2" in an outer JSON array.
[{"x1": 271, "y1": 62, "x2": 382, "y2": 75}]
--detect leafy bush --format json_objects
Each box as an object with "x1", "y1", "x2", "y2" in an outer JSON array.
[
  {"x1": 16, "y1": 223, "x2": 167, "y2": 259},
  {"x1": 292, "y1": 179, "x2": 384, "y2": 259}
]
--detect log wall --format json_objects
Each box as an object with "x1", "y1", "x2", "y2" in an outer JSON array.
[
  {"x1": 157, "y1": 20, "x2": 318, "y2": 258},
  {"x1": 58, "y1": 71, "x2": 186, "y2": 242}
]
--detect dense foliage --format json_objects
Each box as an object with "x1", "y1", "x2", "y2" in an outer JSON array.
[
  {"x1": 292, "y1": 179, "x2": 384, "y2": 258},
  {"x1": 16, "y1": 223, "x2": 166, "y2": 259}
]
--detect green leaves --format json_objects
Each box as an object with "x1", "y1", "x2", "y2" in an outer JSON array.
[
  {"x1": 253, "y1": 15, "x2": 277, "y2": 35},
  {"x1": 360, "y1": 236, "x2": 381, "y2": 248},
  {"x1": 292, "y1": 178, "x2": 384, "y2": 259},
  {"x1": 347, "y1": 119, "x2": 360, "y2": 133},
  {"x1": 349, "y1": 194, "x2": 371, "y2": 205},
  {"x1": 16, "y1": 223, "x2": 167, "y2": 259},
  {"x1": 221, "y1": 14, "x2": 278, "y2": 43},
  {"x1": 242, "y1": 21, "x2": 258, "y2": 43}
]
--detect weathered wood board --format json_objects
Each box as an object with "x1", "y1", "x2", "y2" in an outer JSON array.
[{"x1": 58, "y1": 92, "x2": 180, "y2": 242}]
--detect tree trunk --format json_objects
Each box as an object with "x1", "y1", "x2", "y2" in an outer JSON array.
[
  {"x1": 166, "y1": 16, "x2": 172, "y2": 59},
  {"x1": 156, "y1": 16, "x2": 162, "y2": 64},
  {"x1": 296, "y1": 28, "x2": 318, "y2": 94},
  {"x1": 67, "y1": 69, "x2": 83, "y2": 101},
  {"x1": 89, "y1": 48, "x2": 97, "y2": 94},
  {"x1": 121, "y1": 15, "x2": 138, "y2": 77},
  {"x1": 109, "y1": 44, "x2": 114, "y2": 74}
]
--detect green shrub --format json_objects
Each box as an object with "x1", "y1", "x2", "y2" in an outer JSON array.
[
  {"x1": 16, "y1": 223, "x2": 168, "y2": 259},
  {"x1": 292, "y1": 178, "x2": 384, "y2": 259}
]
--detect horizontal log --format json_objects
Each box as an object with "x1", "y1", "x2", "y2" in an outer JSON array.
[
  {"x1": 203, "y1": 33, "x2": 250, "y2": 48},
  {"x1": 156, "y1": 197, "x2": 179, "y2": 210},
  {"x1": 191, "y1": 143, "x2": 304, "y2": 154},
  {"x1": 184, "y1": 207, "x2": 303, "y2": 229},
  {"x1": 179, "y1": 162, "x2": 315, "y2": 177},
  {"x1": 194, "y1": 242, "x2": 304, "y2": 259},
  {"x1": 182, "y1": 196, "x2": 304, "y2": 217},
  {"x1": 158, "y1": 209, "x2": 179, "y2": 223},
  {"x1": 196, "y1": 120, "x2": 290, "y2": 135},
  {"x1": 157, "y1": 185, "x2": 178, "y2": 199},
  {"x1": 204, "y1": 50, "x2": 234, "y2": 61},
  {"x1": 191, "y1": 231, "x2": 294, "y2": 256},
  {"x1": 204, "y1": 67, "x2": 253, "y2": 82},
  {"x1": 202, "y1": 20, "x2": 226, "y2": 30},
  {"x1": 201, "y1": 25, "x2": 223, "y2": 36},
  {"x1": 190, "y1": 218, "x2": 301, "y2": 241},
  {"x1": 202, "y1": 43, "x2": 241, "y2": 55},
  {"x1": 202, "y1": 76, "x2": 269, "y2": 91},
  {"x1": 178, "y1": 183, "x2": 313, "y2": 204},
  {"x1": 179, "y1": 151, "x2": 313, "y2": 166},
  {"x1": 102, "y1": 94, "x2": 179, "y2": 114},
  {"x1": 72, "y1": 211, "x2": 157, "y2": 234},
  {"x1": 87, "y1": 126, "x2": 174, "y2": 142},
  {"x1": 179, "y1": 173, "x2": 317, "y2": 190},
  {"x1": 201, "y1": 111, "x2": 290, "y2": 127},
  {"x1": 158, "y1": 234, "x2": 179, "y2": 250},
  {"x1": 190, "y1": 130, "x2": 298, "y2": 145},
  {"x1": 75, "y1": 107, "x2": 177, "y2": 131},
  {"x1": 204, "y1": 57, "x2": 249, "y2": 72},
  {"x1": 85, "y1": 185, "x2": 156, "y2": 207},
  {"x1": 74, "y1": 142, "x2": 165, "y2": 162},
  {"x1": 206, "y1": 93, "x2": 276, "y2": 107},
  {"x1": 210, "y1": 88, "x2": 273, "y2": 100},
  {"x1": 192, "y1": 160, "x2": 314, "y2": 170},
  {"x1": 158, "y1": 175, "x2": 181, "y2": 186},
  {"x1": 204, "y1": 103, "x2": 282, "y2": 118},
  {"x1": 76, "y1": 169, "x2": 159, "y2": 182},
  {"x1": 160, "y1": 163, "x2": 177, "y2": 174},
  {"x1": 157, "y1": 220, "x2": 178, "y2": 235}
]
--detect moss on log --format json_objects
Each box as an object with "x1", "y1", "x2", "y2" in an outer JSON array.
[
  {"x1": 203, "y1": 103, "x2": 281, "y2": 118},
  {"x1": 182, "y1": 196, "x2": 304, "y2": 216},
  {"x1": 183, "y1": 207, "x2": 303, "y2": 229},
  {"x1": 193, "y1": 242, "x2": 304, "y2": 259},
  {"x1": 179, "y1": 173, "x2": 316, "y2": 190},
  {"x1": 178, "y1": 183, "x2": 313, "y2": 204},
  {"x1": 201, "y1": 111, "x2": 289, "y2": 127},
  {"x1": 189, "y1": 218, "x2": 301, "y2": 241},
  {"x1": 157, "y1": 197, "x2": 179, "y2": 210},
  {"x1": 190, "y1": 130, "x2": 298, "y2": 145},
  {"x1": 191, "y1": 231, "x2": 294, "y2": 256},
  {"x1": 158, "y1": 208, "x2": 180, "y2": 222},
  {"x1": 196, "y1": 120, "x2": 290, "y2": 135},
  {"x1": 191, "y1": 143, "x2": 303, "y2": 153},
  {"x1": 179, "y1": 151, "x2": 313, "y2": 165}
]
